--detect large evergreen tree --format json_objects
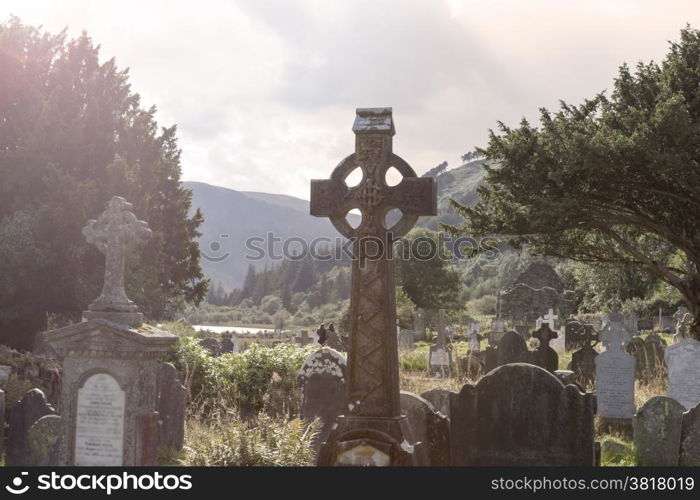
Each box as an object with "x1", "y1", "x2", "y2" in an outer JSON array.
[
  {"x1": 450, "y1": 26, "x2": 700, "y2": 338},
  {"x1": 0, "y1": 19, "x2": 207, "y2": 348}
]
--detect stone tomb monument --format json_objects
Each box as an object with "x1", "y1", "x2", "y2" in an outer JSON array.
[
  {"x1": 46, "y1": 197, "x2": 177, "y2": 466},
  {"x1": 450, "y1": 364, "x2": 595, "y2": 465},
  {"x1": 665, "y1": 338, "x2": 700, "y2": 410},
  {"x1": 595, "y1": 316, "x2": 636, "y2": 422},
  {"x1": 311, "y1": 107, "x2": 436, "y2": 466}
]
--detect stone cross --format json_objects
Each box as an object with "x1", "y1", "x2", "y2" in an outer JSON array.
[
  {"x1": 436, "y1": 309, "x2": 451, "y2": 346},
  {"x1": 311, "y1": 108, "x2": 436, "y2": 466},
  {"x1": 82, "y1": 197, "x2": 151, "y2": 314},
  {"x1": 533, "y1": 323, "x2": 558, "y2": 347},
  {"x1": 543, "y1": 308, "x2": 558, "y2": 330}
]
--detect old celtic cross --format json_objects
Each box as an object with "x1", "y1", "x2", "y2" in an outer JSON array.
[
  {"x1": 82, "y1": 196, "x2": 151, "y2": 326},
  {"x1": 311, "y1": 108, "x2": 436, "y2": 466}
]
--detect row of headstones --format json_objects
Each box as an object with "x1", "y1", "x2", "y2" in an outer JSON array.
[
  {"x1": 300, "y1": 347, "x2": 597, "y2": 465},
  {"x1": 2, "y1": 363, "x2": 186, "y2": 466}
]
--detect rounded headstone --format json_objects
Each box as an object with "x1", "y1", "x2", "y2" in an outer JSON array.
[
  {"x1": 28, "y1": 414, "x2": 61, "y2": 466},
  {"x1": 634, "y1": 396, "x2": 685, "y2": 466},
  {"x1": 680, "y1": 402, "x2": 700, "y2": 466}
]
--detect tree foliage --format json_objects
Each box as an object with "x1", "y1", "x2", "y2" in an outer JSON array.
[
  {"x1": 450, "y1": 27, "x2": 700, "y2": 338},
  {"x1": 0, "y1": 19, "x2": 207, "y2": 348}
]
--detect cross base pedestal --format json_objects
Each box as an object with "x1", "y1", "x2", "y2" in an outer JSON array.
[
  {"x1": 317, "y1": 415, "x2": 423, "y2": 466},
  {"x1": 82, "y1": 310, "x2": 144, "y2": 328}
]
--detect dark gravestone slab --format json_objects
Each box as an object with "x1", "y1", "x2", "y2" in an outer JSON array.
[
  {"x1": 198, "y1": 338, "x2": 221, "y2": 356},
  {"x1": 157, "y1": 362, "x2": 187, "y2": 450},
  {"x1": 628, "y1": 334, "x2": 666, "y2": 383},
  {"x1": 634, "y1": 396, "x2": 684, "y2": 466},
  {"x1": 450, "y1": 364, "x2": 595, "y2": 466},
  {"x1": 637, "y1": 319, "x2": 654, "y2": 331},
  {"x1": 458, "y1": 354, "x2": 484, "y2": 379},
  {"x1": 530, "y1": 325, "x2": 558, "y2": 372},
  {"x1": 421, "y1": 388, "x2": 456, "y2": 419},
  {"x1": 496, "y1": 331, "x2": 529, "y2": 366},
  {"x1": 27, "y1": 414, "x2": 61, "y2": 466},
  {"x1": 138, "y1": 412, "x2": 160, "y2": 466},
  {"x1": 565, "y1": 321, "x2": 584, "y2": 351},
  {"x1": 220, "y1": 333, "x2": 234, "y2": 353},
  {"x1": 571, "y1": 347, "x2": 598, "y2": 389},
  {"x1": 7, "y1": 388, "x2": 56, "y2": 465},
  {"x1": 483, "y1": 346, "x2": 499, "y2": 373},
  {"x1": 400, "y1": 392, "x2": 450, "y2": 466},
  {"x1": 299, "y1": 348, "x2": 347, "y2": 458},
  {"x1": 680, "y1": 403, "x2": 700, "y2": 466}
]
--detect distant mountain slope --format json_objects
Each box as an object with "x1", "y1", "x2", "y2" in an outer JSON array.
[
  {"x1": 185, "y1": 181, "x2": 356, "y2": 290},
  {"x1": 185, "y1": 161, "x2": 486, "y2": 289},
  {"x1": 418, "y1": 159, "x2": 487, "y2": 229}
]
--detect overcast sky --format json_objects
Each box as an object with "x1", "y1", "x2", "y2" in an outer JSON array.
[{"x1": 4, "y1": 1, "x2": 700, "y2": 199}]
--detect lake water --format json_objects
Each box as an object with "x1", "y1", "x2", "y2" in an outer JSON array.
[{"x1": 193, "y1": 325, "x2": 281, "y2": 334}]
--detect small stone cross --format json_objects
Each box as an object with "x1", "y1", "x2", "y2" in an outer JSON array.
[
  {"x1": 543, "y1": 308, "x2": 558, "y2": 330},
  {"x1": 533, "y1": 323, "x2": 558, "y2": 347},
  {"x1": 83, "y1": 196, "x2": 151, "y2": 312}
]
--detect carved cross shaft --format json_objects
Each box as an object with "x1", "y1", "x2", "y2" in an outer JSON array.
[
  {"x1": 311, "y1": 108, "x2": 436, "y2": 418},
  {"x1": 83, "y1": 196, "x2": 151, "y2": 312}
]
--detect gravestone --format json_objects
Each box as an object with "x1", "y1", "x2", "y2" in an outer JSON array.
[
  {"x1": 530, "y1": 324, "x2": 558, "y2": 372},
  {"x1": 312, "y1": 108, "x2": 435, "y2": 466},
  {"x1": 564, "y1": 321, "x2": 585, "y2": 351},
  {"x1": 429, "y1": 309, "x2": 453, "y2": 376},
  {"x1": 413, "y1": 308, "x2": 426, "y2": 341},
  {"x1": 299, "y1": 348, "x2": 347, "y2": 459},
  {"x1": 487, "y1": 317, "x2": 506, "y2": 346},
  {"x1": 458, "y1": 354, "x2": 483, "y2": 379},
  {"x1": 665, "y1": 338, "x2": 700, "y2": 410},
  {"x1": 156, "y1": 363, "x2": 186, "y2": 451},
  {"x1": 468, "y1": 325, "x2": 481, "y2": 354},
  {"x1": 0, "y1": 365, "x2": 11, "y2": 382},
  {"x1": 398, "y1": 329, "x2": 414, "y2": 351},
  {"x1": 637, "y1": 318, "x2": 654, "y2": 331},
  {"x1": 27, "y1": 414, "x2": 61, "y2": 466},
  {"x1": 634, "y1": 396, "x2": 684, "y2": 466},
  {"x1": 495, "y1": 330, "x2": 529, "y2": 367},
  {"x1": 421, "y1": 388, "x2": 455, "y2": 419},
  {"x1": 400, "y1": 392, "x2": 450, "y2": 466},
  {"x1": 595, "y1": 317, "x2": 636, "y2": 421},
  {"x1": 571, "y1": 326, "x2": 599, "y2": 388},
  {"x1": 7, "y1": 388, "x2": 56, "y2": 465},
  {"x1": 450, "y1": 364, "x2": 595, "y2": 465},
  {"x1": 628, "y1": 333, "x2": 666, "y2": 383},
  {"x1": 624, "y1": 312, "x2": 638, "y2": 333},
  {"x1": 293, "y1": 330, "x2": 314, "y2": 347},
  {"x1": 680, "y1": 402, "x2": 700, "y2": 466},
  {"x1": 220, "y1": 333, "x2": 235, "y2": 353},
  {"x1": 45, "y1": 197, "x2": 176, "y2": 466},
  {"x1": 198, "y1": 338, "x2": 221, "y2": 356}
]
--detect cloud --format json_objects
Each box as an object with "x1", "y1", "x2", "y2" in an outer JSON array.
[{"x1": 3, "y1": 0, "x2": 700, "y2": 199}]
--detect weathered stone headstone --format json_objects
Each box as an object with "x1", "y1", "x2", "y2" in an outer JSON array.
[
  {"x1": 7, "y1": 388, "x2": 56, "y2": 465},
  {"x1": 595, "y1": 317, "x2": 636, "y2": 421},
  {"x1": 429, "y1": 309, "x2": 453, "y2": 376},
  {"x1": 458, "y1": 354, "x2": 483, "y2": 379},
  {"x1": 198, "y1": 337, "x2": 221, "y2": 356},
  {"x1": 450, "y1": 364, "x2": 595, "y2": 465},
  {"x1": 565, "y1": 320, "x2": 585, "y2": 351},
  {"x1": 421, "y1": 388, "x2": 455, "y2": 419},
  {"x1": 312, "y1": 107, "x2": 436, "y2": 466},
  {"x1": 571, "y1": 326, "x2": 599, "y2": 388},
  {"x1": 468, "y1": 325, "x2": 481, "y2": 354},
  {"x1": 665, "y1": 338, "x2": 700, "y2": 410},
  {"x1": 398, "y1": 329, "x2": 414, "y2": 351},
  {"x1": 27, "y1": 414, "x2": 61, "y2": 466},
  {"x1": 293, "y1": 330, "x2": 314, "y2": 347},
  {"x1": 400, "y1": 392, "x2": 450, "y2": 466},
  {"x1": 628, "y1": 333, "x2": 666, "y2": 383},
  {"x1": 413, "y1": 308, "x2": 426, "y2": 341},
  {"x1": 324, "y1": 329, "x2": 345, "y2": 351},
  {"x1": 530, "y1": 324, "x2": 558, "y2": 372},
  {"x1": 156, "y1": 363, "x2": 186, "y2": 451},
  {"x1": 680, "y1": 402, "x2": 700, "y2": 466},
  {"x1": 220, "y1": 332, "x2": 235, "y2": 353},
  {"x1": 495, "y1": 330, "x2": 529, "y2": 367},
  {"x1": 634, "y1": 396, "x2": 684, "y2": 466},
  {"x1": 637, "y1": 318, "x2": 654, "y2": 331},
  {"x1": 0, "y1": 364, "x2": 11, "y2": 382},
  {"x1": 300, "y1": 348, "x2": 347, "y2": 459}
]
